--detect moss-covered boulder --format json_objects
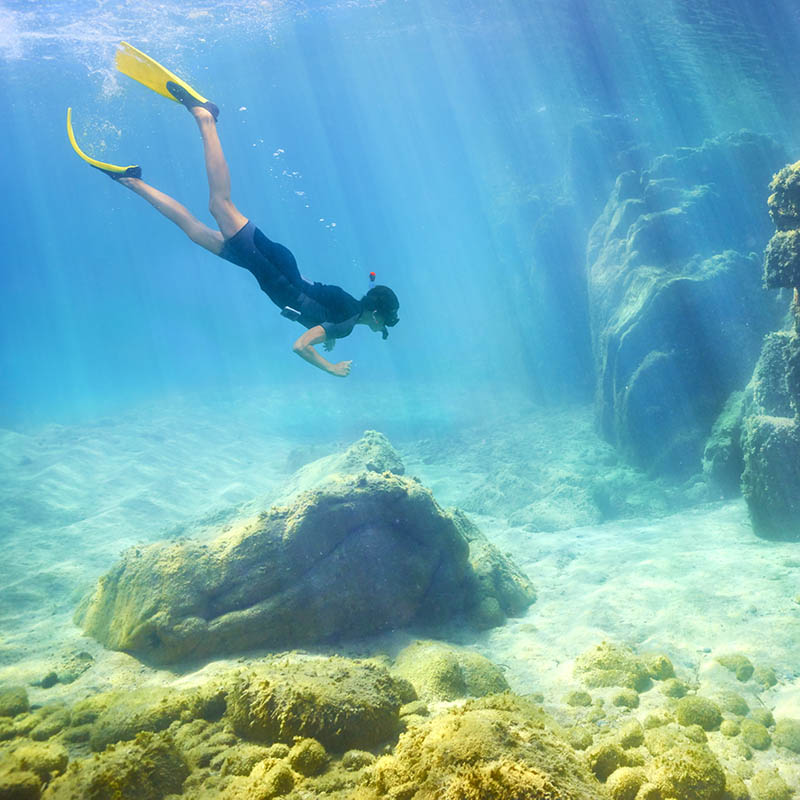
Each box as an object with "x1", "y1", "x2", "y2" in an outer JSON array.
[
  {"x1": 4, "y1": 740, "x2": 69, "y2": 783},
  {"x1": 740, "y1": 719, "x2": 771, "y2": 750},
  {"x1": 606, "y1": 766, "x2": 647, "y2": 800},
  {"x1": 76, "y1": 434, "x2": 535, "y2": 664},
  {"x1": 226, "y1": 654, "x2": 412, "y2": 752},
  {"x1": 391, "y1": 640, "x2": 509, "y2": 702},
  {"x1": 649, "y1": 742, "x2": 726, "y2": 800},
  {"x1": 0, "y1": 767, "x2": 41, "y2": 800},
  {"x1": 447, "y1": 509, "x2": 536, "y2": 627},
  {"x1": 0, "y1": 687, "x2": 30, "y2": 718},
  {"x1": 365, "y1": 694, "x2": 609, "y2": 799},
  {"x1": 87, "y1": 685, "x2": 222, "y2": 751},
  {"x1": 675, "y1": 696, "x2": 723, "y2": 731},
  {"x1": 716, "y1": 653, "x2": 755, "y2": 682},
  {"x1": 750, "y1": 768, "x2": 792, "y2": 800},
  {"x1": 287, "y1": 737, "x2": 329, "y2": 776},
  {"x1": 773, "y1": 717, "x2": 800, "y2": 753},
  {"x1": 574, "y1": 642, "x2": 651, "y2": 691},
  {"x1": 41, "y1": 731, "x2": 188, "y2": 800}
]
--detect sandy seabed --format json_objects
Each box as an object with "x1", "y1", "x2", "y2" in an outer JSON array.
[{"x1": 1, "y1": 383, "x2": 799, "y2": 783}]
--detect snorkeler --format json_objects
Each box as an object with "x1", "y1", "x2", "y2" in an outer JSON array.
[{"x1": 67, "y1": 42, "x2": 399, "y2": 378}]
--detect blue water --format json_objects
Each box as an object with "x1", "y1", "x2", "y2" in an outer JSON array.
[{"x1": 3, "y1": 0, "x2": 798, "y2": 429}]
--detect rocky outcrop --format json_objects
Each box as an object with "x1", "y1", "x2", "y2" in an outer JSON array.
[
  {"x1": 739, "y1": 162, "x2": 800, "y2": 540},
  {"x1": 76, "y1": 433, "x2": 535, "y2": 664},
  {"x1": 588, "y1": 131, "x2": 785, "y2": 475}
]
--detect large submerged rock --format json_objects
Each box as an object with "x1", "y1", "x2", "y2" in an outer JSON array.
[
  {"x1": 738, "y1": 162, "x2": 800, "y2": 540},
  {"x1": 76, "y1": 432, "x2": 535, "y2": 664},
  {"x1": 588, "y1": 131, "x2": 785, "y2": 475}
]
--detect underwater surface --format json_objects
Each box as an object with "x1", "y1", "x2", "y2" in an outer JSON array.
[{"x1": 2, "y1": 0, "x2": 800, "y2": 798}]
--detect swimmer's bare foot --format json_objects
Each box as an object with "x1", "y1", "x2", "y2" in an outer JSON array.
[{"x1": 166, "y1": 81, "x2": 219, "y2": 121}]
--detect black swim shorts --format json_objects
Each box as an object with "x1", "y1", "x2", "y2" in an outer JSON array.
[{"x1": 219, "y1": 220, "x2": 305, "y2": 310}]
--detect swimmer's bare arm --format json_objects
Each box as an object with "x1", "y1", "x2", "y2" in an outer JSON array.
[{"x1": 292, "y1": 326, "x2": 352, "y2": 377}]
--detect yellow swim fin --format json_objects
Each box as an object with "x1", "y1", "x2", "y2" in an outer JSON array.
[
  {"x1": 116, "y1": 41, "x2": 218, "y2": 120},
  {"x1": 66, "y1": 107, "x2": 141, "y2": 180}
]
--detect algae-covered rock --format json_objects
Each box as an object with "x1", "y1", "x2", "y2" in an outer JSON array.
[
  {"x1": 76, "y1": 434, "x2": 534, "y2": 664},
  {"x1": 41, "y1": 731, "x2": 188, "y2": 800},
  {"x1": 448, "y1": 509, "x2": 537, "y2": 627},
  {"x1": 716, "y1": 654, "x2": 755, "y2": 682},
  {"x1": 226, "y1": 654, "x2": 411, "y2": 752},
  {"x1": 716, "y1": 691, "x2": 749, "y2": 717},
  {"x1": 741, "y1": 410, "x2": 800, "y2": 541},
  {"x1": 566, "y1": 690, "x2": 594, "y2": 707},
  {"x1": 29, "y1": 706, "x2": 71, "y2": 742},
  {"x1": 223, "y1": 758, "x2": 295, "y2": 800},
  {"x1": 0, "y1": 768, "x2": 41, "y2": 800},
  {"x1": 0, "y1": 687, "x2": 30, "y2": 718},
  {"x1": 611, "y1": 689, "x2": 640, "y2": 709},
  {"x1": 740, "y1": 167, "x2": 800, "y2": 539},
  {"x1": 675, "y1": 696, "x2": 723, "y2": 731},
  {"x1": 214, "y1": 743, "x2": 272, "y2": 776},
  {"x1": 753, "y1": 665, "x2": 778, "y2": 688},
  {"x1": 749, "y1": 708, "x2": 775, "y2": 728},
  {"x1": 767, "y1": 160, "x2": 800, "y2": 232},
  {"x1": 616, "y1": 720, "x2": 644, "y2": 749},
  {"x1": 391, "y1": 640, "x2": 508, "y2": 702},
  {"x1": 439, "y1": 758, "x2": 564, "y2": 800},
  {"x1": 288, "y1": 737, "x2": 328, "y2": 776},
  {"x1": 606, "y1": 766, "x2": 647, "y2": 800},
  {"x1": 367, "y1": 694, "x2": 608, "y2": 799},
  {"x1": 724, "y1": 772, "x2": 751, "y2": 800},
  {"x1": 661, "y1": 678, "x2": 690, "y2": 698},
  {"x1": 88, "y1": 685, "x2": 223, "y2": 751},
  {"x1": 703, "y1": 390, "x2": 747, "y2": 496},
  {"x1": 574, "y1": 642, "x2": 651, "y2": 691},
  {"x1": 6, "y1": 740, "x2": 68, "y2": 782},
  {"x1": 342, "y1": 750, "x2": 375, "y2": 771},
  {"x1": 586, "y1": 741, "x2": 628, "y2": 782},
  {"x1": 721, "y1": 720, "x2": 741, "y2": 737},
  {"x1": 644, "y1": 653, "x2": 675, "y2": 681},
  {"x1": 649, "y1": 742, "x2": 726, "y2": 800},
  {"x1": 739, "y1": 719, "x2": 771, "y2": 750},
  {"x1": 750, "y1": 768, "x2": 792, "y2": 800},
  {"x1": 773, "y1": 717, "x2": 800, "y2": 752}
]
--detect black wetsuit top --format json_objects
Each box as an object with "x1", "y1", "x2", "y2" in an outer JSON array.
[{"x1": 219, "y1": 221, "x2": 362, "y2": 340}]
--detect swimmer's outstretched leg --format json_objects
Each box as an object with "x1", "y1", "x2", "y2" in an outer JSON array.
[
  {"x1": 183, "y1": 105, "x2": 248, "y2": 240},
  {"x1": 117, "y1": 176, "x2": 224, "y2": 254}
]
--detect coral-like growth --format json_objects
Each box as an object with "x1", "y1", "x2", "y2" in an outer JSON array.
[
  {"x1": 0, "y1": 687, "x2": 30, "y2": 718},
  {"x1": 767, "y1": 161, "x2": 800, "y2": 231},
  {"x1": 675, "y1": 696, "x2": 723, "y2": 731},
  {"x1": 441, "y1": 759, "x2": 563, "y2": 800},
  {"x1": 649, "y1": 742, "x2": 726, "y2": 800},
  {"x1": 773, "y1": 718, "x2": 800, "y2": 753},
  {"x1": 606, "y1": 766, "x2": 647, "y2": 800},
  {"x1": 288, "y1": 738, "x2": 329, "y2": 776},
  {"x1": 226, "y1": 654, "x2": 411, "y2": 752},
  {"x1": 366, "y1": 694, "x2": 608, "y2": 800},
  {"x1": 391, "y1": 640, "x2": 509, "y2": 702},
  {"x1": 574, "y1": 642, "x2": 652, "y2": 691},
  {"x1": 41, "y1": 731, "x2": 188, "y2": 800},
  {"x1": 750, "y1": 768, "x2": 792, "y2": 800}
]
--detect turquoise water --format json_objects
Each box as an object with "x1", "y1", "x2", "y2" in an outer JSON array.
[
  {"x1": 2, "y1": 0, "x2": 798, "y2": 427},
  {"x1": 2, "y1": 3, "x2": 800, "y2": 796}
]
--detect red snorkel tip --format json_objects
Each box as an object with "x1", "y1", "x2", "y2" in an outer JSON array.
[{"x1": 369, "y1": 271, "x2": 376, "y2": 282}]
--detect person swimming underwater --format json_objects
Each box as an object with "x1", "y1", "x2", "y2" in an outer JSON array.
[{"x1": 67, "y1": 42, "x2": 399, "y2": 378}]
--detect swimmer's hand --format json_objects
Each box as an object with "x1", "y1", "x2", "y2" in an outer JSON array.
[
  {"x1": 324, "y1": 338, "x2": 336, "y2": 352},
  {"x1": 331, "y1": 360, "x2": 352, "y2": 377}
]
